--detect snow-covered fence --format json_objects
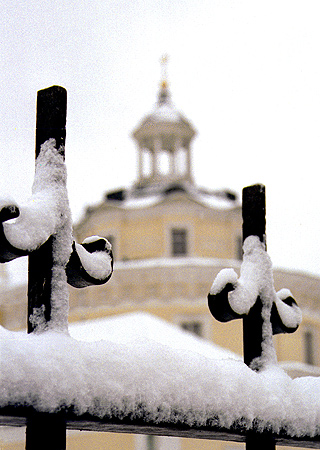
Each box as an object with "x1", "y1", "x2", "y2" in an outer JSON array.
[
  {"x1": 0, "y1": 86, "x2": 113, "y2": 449},
  {"x1": 0, "y1": 88, "x2": 320, "y2": 449}
]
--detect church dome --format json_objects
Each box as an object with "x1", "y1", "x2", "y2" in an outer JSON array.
[
  {"x1": 131, "y1": 62, "x2": 197, "y2": 191},
  {"x1": 132, "y1": 82, "x2": 196, "y2": 145}
]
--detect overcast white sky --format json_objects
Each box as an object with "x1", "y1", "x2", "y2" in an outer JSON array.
[{"x1": 1, "y1": 0, "x2": 320, "y2": 280}]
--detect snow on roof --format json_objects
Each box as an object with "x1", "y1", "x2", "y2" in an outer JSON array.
[
  {"x1": 1, "y1": 312, "x2": 320, "y2": 437},
  {"x1": 119, "y1": 194, "x2": 162, "y2": 209},
  {"x1": 280, "y1": 361, "x2": 320, "y2": 378},
  {"x1": 195, "y1": 190, "x2": 239, "y2": 210},
  {"x1": 147, "y1": 102, "x2": 186, "y2": 124},
  {"x1": 105, "y1": 185, "x2": 239, "y2": 212},
  {"x1": 114, "y1": 256, "x2": 240, "y2": 271},
  {"x1": 69, "y1": 312, "x2": 238, "y2": 360}
]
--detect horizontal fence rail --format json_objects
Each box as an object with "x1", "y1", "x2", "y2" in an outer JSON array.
[{"x1": 1, "y1": 407, "x2": 320, "y2": 449}]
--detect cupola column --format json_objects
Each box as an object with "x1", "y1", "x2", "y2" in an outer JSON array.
[
  {"x1": 170, "y1": 148, "x2": 175, "y2": 176},
  {"x1": 137, "y1": 144, "x2": 144, "y2": 181},
  {"x1": 153, "y1": 138, "x2": 162, "y2": 178},
  {"x1": 173, "y1": 138, "x2": 181, "y2": 176},
  {"x1": 186, "y1": 144, "x2": 192, "y2": 179}
]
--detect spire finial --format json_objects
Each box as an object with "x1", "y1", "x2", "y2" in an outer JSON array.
[
  {"x1": 160, "y1": 54, "x2": 169, "y2": 88},
  {"x1": 158, "y1": 54, "x2": 170, "y2": 104}
]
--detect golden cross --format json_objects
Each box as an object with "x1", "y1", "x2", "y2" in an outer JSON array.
[{"x1": 160, "y1": 54, "x2": 169, "y2": 86}]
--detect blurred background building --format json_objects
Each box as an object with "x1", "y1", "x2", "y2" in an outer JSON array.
[{"x1": 1, "y1": 73, "x2": 320, "y2": 450}]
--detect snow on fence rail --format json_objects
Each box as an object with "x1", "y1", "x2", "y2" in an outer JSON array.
[
  {"x1": 1, "y1": 317, "x2": 320, "y2": 448},
  {"x1": 0, "y1": 86, "x2": 320, "y2": 449}
]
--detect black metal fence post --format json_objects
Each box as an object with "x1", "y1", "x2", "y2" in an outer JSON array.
[
  {"x1": 26, "y1": 86, "x2": 67, "y2": 450},
  {"x1": 28, "y1": 85, "x2": 67, "y2": 333},
  {"x1": 242, "y1": 184, "x2": 266, "y2": 368},
  {"x1": 242, "y1": 184, "x2": 275, "y2": 450},
  {"x1": 26, "y1": 412, "x2": 66, "y2": 450}
]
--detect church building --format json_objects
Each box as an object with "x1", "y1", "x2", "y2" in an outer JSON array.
[{"x1": 69, "y1": 75, "x2": 243, "y2": 347}]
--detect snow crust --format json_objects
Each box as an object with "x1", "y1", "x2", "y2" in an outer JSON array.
[
  {"x1": 3, "y1": 139, "x2": 72, "y2": 254},
  {"x1": 75, "y1": 239, "x2": 113, "y2": 280},
  {"x1": 276, "y1": 288, "x2": 302, "y2": 329},
  {"x1": 210, "y1": 268, "x2": 238, "y2": 295},
  {"x1": 0, "y1": 140, "x2": 113, "y2": 329},
  {"x1": 210, "y1": 236, "x2": 302, "y2": 369},
  {"x1": 210, "y1": 237, "x2": 302, "y2": 328},
  {"x1": 0, "y1": 313, "x2": 319, "y2": 438},
  {"x1": 1, "y1": 139, "x2": 73, "y2": 332}
]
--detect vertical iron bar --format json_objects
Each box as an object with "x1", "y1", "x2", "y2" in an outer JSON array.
[
  {"x1": 246, "y1": 432, "x2": 276, "y2": 450},
  {"x1": 28, "y1": 85, "x2": 67, "y2": 333},
  {"x1": 35, "y1": 85, "x2": 67, "y2": 159},
  {"x1": 242, "y1": 184, "x2": 266, "y2": 246},
  {"x1": 242, "y1": 184, "x2": 266, "y2": 367},
  {"x1": 27, "y1": 237, "x2": 54, "y2": 333},
  {"x1": 242, "y1": 184, "x2": 275, "y2": 450},
  {"x1": 26, "y1": 413, "x2": 66, "y2": 450},
  {"x1": 28, "y1": 86, "x2": 67, "y2": 333},
  {"x1": 26, "y1": 86, "x2": 67, "y2": 450}
]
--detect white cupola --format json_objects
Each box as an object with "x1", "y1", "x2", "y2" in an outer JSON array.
[{"x1": 132, "y1": 59, "x2": 196, "y2": 191}]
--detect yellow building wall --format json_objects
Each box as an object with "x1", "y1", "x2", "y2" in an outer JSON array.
[
  {"x1": 74, "y1": 197, "x2": 242, "y2": 262},
  {"x1": 120, "y1": 217, "x2": 164, "y2": 260},
  {"x1": 67, "y1": 430, "x2": 134, "y2": 449},
  {"x1": 274, "y1": 328, "x2": 304, "y2": 363}
]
